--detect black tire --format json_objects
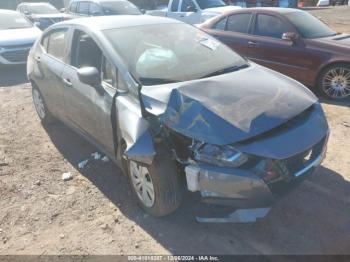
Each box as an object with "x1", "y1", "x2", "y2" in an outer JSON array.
[
  {"x1": 127, "y1": 147, "x2": 185, "y2": 217},
  {"x1": 31, "y1": 84, "x2": 55, "y2": 124},
  {"x1": 317, "y1": 63, "x2": 350, "y2": 101}
]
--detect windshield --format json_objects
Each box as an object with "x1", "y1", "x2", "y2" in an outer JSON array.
[
  {"x1": 285, "y1": 11, "x2": 336, "y2": 39},
  {"x1": 28, "y1": 4, "x2": 59, "y2": 14},
  {"x1": 101, "y1": 1, "x2": 142, "y2": 15},
  {"x1": 197, "y1": 0, "x2": 226, "y2": 9},
  {"x1": 0, "y1": 13, "x2": 32, "y2": 30},
  {"x1": 104, "y1": 23, "x2": 247, "y2": 85}
]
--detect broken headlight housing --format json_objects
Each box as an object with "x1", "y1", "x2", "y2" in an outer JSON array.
[{"x1": 193, "y1": 144, "x2": 248, "y2": 168}]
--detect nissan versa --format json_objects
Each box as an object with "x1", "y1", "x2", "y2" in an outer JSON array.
[{"x1": 27, "y1": 16, "x2": 329, "y2": 221}]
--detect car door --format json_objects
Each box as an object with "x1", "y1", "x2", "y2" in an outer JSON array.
[
  {"x1": 208, "y1": 12, "x2": 257, "y2": 58},
  {"x1": 177, "y1": 0, "x2": 201, "y2": 24},
  {"x1": 249, "y1": 13, "x2": 313, "y2": 83},
  {"x1": 61, "y1": 29, "x2": 116, "y2": 156},
  {"x1": 34, "y1": 28, "x2": 70, "y2": 120}
]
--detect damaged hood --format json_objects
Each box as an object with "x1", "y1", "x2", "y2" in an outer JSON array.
[{"x1": 141, "y1": 63, "x2": 317, "y2": 145}]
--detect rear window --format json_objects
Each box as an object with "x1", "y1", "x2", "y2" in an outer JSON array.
[{"x1": 101, "y1": 1, "x2": 141, "y2": 15}]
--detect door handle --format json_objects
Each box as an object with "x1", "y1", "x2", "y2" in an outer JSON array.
[
  {"x1": 248, "y1": 41, "x2": 259, "y2": 47},
  {"x1": 63, "y1": 78, "x2": 72, "y2": 87},
  {"x1": 180, "y1": 14, "x2": 185, "y2": 17}
]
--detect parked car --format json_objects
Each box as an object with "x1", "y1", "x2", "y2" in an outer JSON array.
[
  {"x1": 147, "y1": 0, "x2": 241, "y2": 24},
  {"x1": 199, "y1": 8, "x2": 350, "y2": 100},
  {"x1": 0, "y1": 9, "x2": 41, "y2": 66},
  {"x1": 27, "y1": 16, "x2": 329, "y2": 219},
  {"x1": 65, "y1": 0, "x2": 142, "y2": 18},
  {"x1": 17, "y1": 2, "x2": 70, "y2": 30}
]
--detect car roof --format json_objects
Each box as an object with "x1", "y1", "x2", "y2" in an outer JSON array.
[
  {"x1": 219, "y1": 7, "x2": 304, "y2": 15},
  {"x1": 19, "y1": 2, "x2": 54, "y2": 6},
  {"x1": 56, "y1": 15, "x2": 181, "y2": 31},
  {"x1": 0, "y1": 9, "x2": 21, "y2": 15}
]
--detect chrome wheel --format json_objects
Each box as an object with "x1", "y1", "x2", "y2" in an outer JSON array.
[
  {"x1": 33, "y1": 88, "x2": 46, "y2": 119},
  {"x1": 322, "y1": 67, "x2": 350, "y2": 99},
  {"x1": 129, "y1": 161, "x2": 155, "y2": 207}
]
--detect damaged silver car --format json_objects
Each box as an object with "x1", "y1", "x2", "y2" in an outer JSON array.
[{"x1": 27, "y1": 16, "x2": 329, "y2": 221}]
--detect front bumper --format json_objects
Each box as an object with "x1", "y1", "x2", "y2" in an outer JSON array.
[{"x1": 185, "y1": 135, "x2": 327, "y2": 208}]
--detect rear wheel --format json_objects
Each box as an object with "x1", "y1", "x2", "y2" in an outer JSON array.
[
  {"x1": 32, "y1": 86, "x2": 55, "y2": 124},
  {"x1": 127, "y1": 148, "x2": 185, "y2": 217},
  {"x1": 318, "y1": 64, "x2": 350, "y2": 100}
]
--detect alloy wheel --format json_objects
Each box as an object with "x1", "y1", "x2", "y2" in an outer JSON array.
[
  {"x1": 129, "y1": 161, "x2": 155, "y2": 207},
  {"x1": 322, "y1": 67, "x2": 350, "y2": 99}
]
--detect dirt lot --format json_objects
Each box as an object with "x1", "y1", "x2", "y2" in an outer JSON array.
[{"x1": 0, "y1": 7, "x2": 350, "y2": 255}]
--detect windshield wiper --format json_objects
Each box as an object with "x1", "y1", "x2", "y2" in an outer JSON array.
[
  {"x1": 139, "y1": 77, "x2": 178, "y2": 85},
  {"x1": 201, "y1": 64, "x2": 249, "y2": 78}
]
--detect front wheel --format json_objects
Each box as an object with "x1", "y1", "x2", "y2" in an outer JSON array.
[
  {"x1": 127, "y1": 149, "x2": 185, "y2": 217},
  {"x1": 318, "y1": 64, "x2": 350, "y2": 100}
]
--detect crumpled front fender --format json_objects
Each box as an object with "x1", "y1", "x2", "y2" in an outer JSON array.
[{"x1": 116, "y1": 96, "x2": 155, "y2": 165}]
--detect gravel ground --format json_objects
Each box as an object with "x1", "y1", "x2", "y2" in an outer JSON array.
[{"x1": 0, "y1": 7, "x2": 349, "y2": 255}]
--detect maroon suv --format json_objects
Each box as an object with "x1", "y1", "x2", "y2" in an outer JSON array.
[{"x1": 199, "y1": 8, "x2": 350, "y2": 100}]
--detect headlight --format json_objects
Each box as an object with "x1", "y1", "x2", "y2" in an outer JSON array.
[{"x1": 194, "y1": 144, "x2": 248, "y2": 168}]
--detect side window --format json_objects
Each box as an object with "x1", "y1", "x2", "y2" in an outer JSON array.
[
  {"x1": 181, "y1": 0, "x2": 196, "y2": 12},
  {"x1": 101, "y1": 56, "x2": 116, "y2": 87},
  {"x1": 71, "y1": 30, "x2": 102, "y2": 70},
  {"x1": 226, "y1": 13, "x2": 252, "y2": 34},
  {"x1": 254, "y1": 14, "x2": 289, "y2": 39},
  {"x1": 214, "y1": 17, "x2": 227, "y2": 30},
  {"x1": 89, "y1": 3, "x2": 102, "y2": 15},
  {"x1": 77, "y1": 2, "x2": 90, "y2": 14},
  {"x1": 70, "y1": 2, "x2": 78, "y2": 12},
  {"x1": 171, "y1": 0, "x2": 179, "y2": 11},
  {"x1": 46, "y1": 29, "x2": 68, "y2": 61},
  {"x1": 41, "y1": 34, "x2": 50, "y2": 50}
]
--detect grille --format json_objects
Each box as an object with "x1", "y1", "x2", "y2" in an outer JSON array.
[{"x1": 2, "y1": 49, "x2": 30, "y2": 63}]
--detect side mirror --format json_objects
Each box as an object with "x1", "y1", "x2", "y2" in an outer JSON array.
[
  {"x1": 186, "y1": 5, "x2": 197, "y2": 12},
  {"x1": 77, "y1": 67, "x2": 101, "y2": 87},
  {"x1": 24, "y1": 10, "x2": 31, "y2": 15},
  {"x1": 282, "y1": 32, "x2": 298, "y2": 43},
  {"x1": 59, "y1": 8, "x2": 66, "y2": 13},
  {"x1": 140, "y1": 9, "x2": 146, "y2": 14}
]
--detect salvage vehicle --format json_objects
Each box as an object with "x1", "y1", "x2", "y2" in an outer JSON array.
[
  {"x1": 199, "y1": 8, "x2": 350, "y2": 100},
  {"x1": 65, "y1": 0, "x2": 142, "y2": 18},
  {"x1": 147, "y1": 0, "x2": 240, "y2": 24},
  {"x1": 17, "y1": 2, "x2": 71, "y2": 30},
  {"x1": 0, "y1": 9, "x2": 41, "y2": 66},
  {"x1": 28, "y1": 16, "x2": 329, "y2": 220}
]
